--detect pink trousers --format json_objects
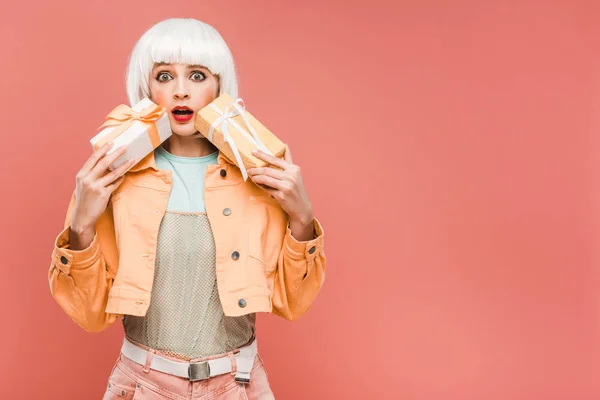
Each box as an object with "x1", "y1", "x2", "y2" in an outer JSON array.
[{"x1": 102, "y1": 343, "x2": 275, "y2": 399}]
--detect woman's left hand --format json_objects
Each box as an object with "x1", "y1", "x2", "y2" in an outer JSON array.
[{"x1": 247, "y1": 145, "x2": 314, "y2": 228}]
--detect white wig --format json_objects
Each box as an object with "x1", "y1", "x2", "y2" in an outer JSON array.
[{"x1": 125, "y1": 18, "x2": 238, "y2": 106}]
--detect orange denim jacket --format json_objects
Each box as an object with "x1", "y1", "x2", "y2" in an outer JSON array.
[{"x1": 48, "y1": 150, "x2": 326, "y2": 332}]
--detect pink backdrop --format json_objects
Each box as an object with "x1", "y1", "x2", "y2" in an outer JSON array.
[{"x1": 1, "y1": 1, "x2": 599, "y2": 399}]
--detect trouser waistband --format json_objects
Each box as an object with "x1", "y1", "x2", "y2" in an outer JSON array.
[{"x1": 120, "y1": 336, "x2": 257, "y2": 383}]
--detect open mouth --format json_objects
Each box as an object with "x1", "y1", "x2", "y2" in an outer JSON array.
[
  {"x1": 172, "y1": 106, "x2": 193, "y2": 114},
  {"x1": 171, "y1": 106, "x2": 194, "y2": 122},
  {"x1": 172, "y1": 109, "x2": 193, "y2": 115}
]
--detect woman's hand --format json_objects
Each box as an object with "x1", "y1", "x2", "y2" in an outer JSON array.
[
  {"x1": 247, "y1": 145, "x2": 315, "y2": 241},
  {"x1": 71, "y1": 142, "x2": 136, "y2": 233}
]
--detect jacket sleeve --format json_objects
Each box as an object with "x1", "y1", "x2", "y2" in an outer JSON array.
[
  {"x1": 270, "y1": 217, "x2": 326, "y2": 321},
  {"x1": 48, "y1": 189, "x2": 119, "y2": 333}
]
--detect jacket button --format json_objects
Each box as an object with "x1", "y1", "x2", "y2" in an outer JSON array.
[
  {"x1": 232, "y1": 251, "x2": 240, "y2": 260},
  {"x1": 220, "y1": 169, "x2": 227, "y2": 178},
  {"x1": 238, "y1": 299, "x2": 247, "y2": 308},
  {"x1": 60, "y1": 256, "x2": 68, "y2": 265},
  {"x1": 223, "y1": 208, "x2": 232, "y2": 216},
  {"x1": 308, "y1": 246, "x2": 316, "y2": 254}
]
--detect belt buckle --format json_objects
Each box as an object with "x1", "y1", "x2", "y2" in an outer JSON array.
[
  {"x1": 188, "y1": 361, "x2": 210, "y2": 381},
  {"x1": 234, "y1": 376, "x2": 250, "y2": 384}
]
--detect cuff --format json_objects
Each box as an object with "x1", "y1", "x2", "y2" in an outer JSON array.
[
  {"x1": 52, "y1": 225, "x2": 101, "y2": 275},
  {"x1": 283, "y1": 217, "x2": 325, "y2": 261}
]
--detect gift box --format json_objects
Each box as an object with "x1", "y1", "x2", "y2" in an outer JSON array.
[
  {"x1": 90, "y1": 98, "x2": 172, "y2": 171},
  {"x1": 195, "y1": 93, "x2": 286, "y2": 181}
]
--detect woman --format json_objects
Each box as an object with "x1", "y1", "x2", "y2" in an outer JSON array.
[{"x1": 48, "y1": 18, "x2": 326, "y2": 399}]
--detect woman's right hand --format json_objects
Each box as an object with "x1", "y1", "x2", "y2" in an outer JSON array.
[{"x1": 70, "y1": 142, "x2": 136, "y2": 233}]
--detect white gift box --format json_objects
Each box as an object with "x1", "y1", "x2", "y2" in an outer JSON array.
[{"x1": 90, "y1": 98, "x2": 172, "y2": 171}]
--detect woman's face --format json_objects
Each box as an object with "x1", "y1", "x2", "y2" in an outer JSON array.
[{"x1": 148, "y1": 63, "x2": 219, "y2": 137}]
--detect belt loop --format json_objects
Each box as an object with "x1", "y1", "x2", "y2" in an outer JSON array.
[
  {"x1": 228, "y1": 352, "x2": 237, "y2": 376},
  {"x1": 142, "y1": 348, "x2": 156, "y2": 374}
]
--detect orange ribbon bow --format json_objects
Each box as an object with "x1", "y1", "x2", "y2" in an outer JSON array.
[{"x1": 94, "y1": 103, "x2": 165, "y2": 151}]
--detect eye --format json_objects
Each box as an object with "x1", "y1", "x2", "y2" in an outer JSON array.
[
  {"x1": 190, "y1": 71, "x2": 206, "y2": 81},
  {"x1": 156, "y1": 72, "x2": 172, "y2": 82}
]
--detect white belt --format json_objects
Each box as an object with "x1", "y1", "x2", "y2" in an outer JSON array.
[{"x1": 120, "y1": 336, "x2": 257, "y2": 383}]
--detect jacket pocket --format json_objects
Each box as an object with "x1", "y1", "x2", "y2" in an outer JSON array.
[
  {"x1": 247, "y1": 195, "x2": 287, "y2": 274},
  {"x1": 224, "y1": 196, "x2": 280, "y2": 293}
]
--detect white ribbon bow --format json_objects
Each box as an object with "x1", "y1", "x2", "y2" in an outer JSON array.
[{"x1": 207, "y1": 98, "x2": 273, "y2": 181}]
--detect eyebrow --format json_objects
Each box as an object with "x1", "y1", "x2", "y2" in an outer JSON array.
[{"x1": 152, "y1": 63, "x2": 208, "y2": 70}]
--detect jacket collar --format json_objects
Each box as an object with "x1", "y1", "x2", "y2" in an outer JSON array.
[{"x1": 129, "y1": 146, "x2": 235, "y2": 173}]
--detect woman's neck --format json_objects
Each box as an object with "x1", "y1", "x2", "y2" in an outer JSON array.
[{"x1": 161, "y1": 134, "x2": 218, "y2": 157}]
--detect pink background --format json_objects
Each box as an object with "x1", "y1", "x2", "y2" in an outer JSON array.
[{"x1": 1, "y1": 0, "x2": 599, "y2": 399}]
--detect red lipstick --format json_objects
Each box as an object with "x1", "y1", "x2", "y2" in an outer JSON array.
[{"x1": 171, "y1": 106, "x2": 194, "y2": 123}]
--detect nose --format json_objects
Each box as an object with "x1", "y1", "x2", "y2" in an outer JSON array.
[{"x1": 173, "y1": 78, "x2": 190, "y2": 99}]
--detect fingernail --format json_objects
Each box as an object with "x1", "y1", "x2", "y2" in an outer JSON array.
[
  {"x1": 107, "y1": 141, "x2": 114, "y2": 147},
  {"x1": 252, "y1": 150, "x2": 258, "y2": 154}
]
